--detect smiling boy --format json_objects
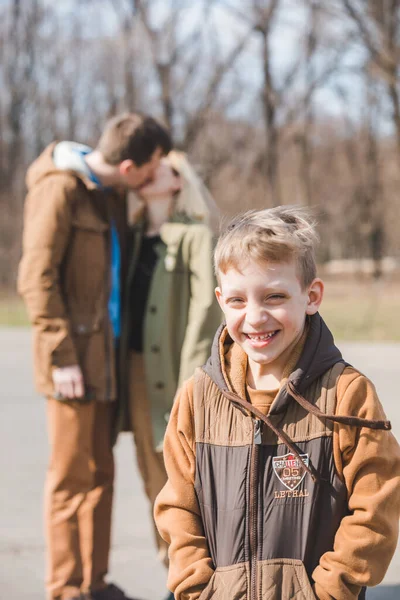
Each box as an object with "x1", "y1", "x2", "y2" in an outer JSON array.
[
  {"x1": 154, "y1": 206, "x2": 400, "y2": 600},
  {"x1": 214, "y1": 258, "x2": 323, "y2": 392}
]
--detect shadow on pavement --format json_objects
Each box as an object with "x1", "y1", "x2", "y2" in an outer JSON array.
[{"x1": 367, "y1": 585, "x2": 400, "y2": 599}]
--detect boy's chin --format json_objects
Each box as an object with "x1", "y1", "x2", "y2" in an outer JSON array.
[{"x1": 244, "y1": 346, "x2": 277, "y2": 364}]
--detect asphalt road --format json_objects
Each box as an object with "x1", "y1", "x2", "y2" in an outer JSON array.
[{"x1": 1, "y1": 328, "x2": 399, "y2": 600}]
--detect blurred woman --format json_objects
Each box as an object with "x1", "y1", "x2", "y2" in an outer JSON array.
[{"x1": 117, "y1": 151, "x2": 221, "y2": 600}]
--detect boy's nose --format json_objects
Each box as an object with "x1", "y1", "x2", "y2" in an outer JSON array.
[{"x1": 246, "y1": 304, "x2": 268, "y2": 327}]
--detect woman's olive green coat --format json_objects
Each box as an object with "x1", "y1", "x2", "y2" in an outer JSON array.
[{"x1": 117, "y1": 215, "x2": 221, "y2": 449}]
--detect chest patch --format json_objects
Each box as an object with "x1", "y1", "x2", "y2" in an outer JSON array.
[{"x1": 272, "y1": 453, "x2": 309, "y2": 490}]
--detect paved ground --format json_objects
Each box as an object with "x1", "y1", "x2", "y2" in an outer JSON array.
[{"x1": 1, "y1": 328, "x2": 399, "y2": 600}]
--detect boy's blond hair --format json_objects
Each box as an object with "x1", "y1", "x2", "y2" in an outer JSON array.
[{"x1": 214, "y1": 206, "x2": 318, "y2": 289}]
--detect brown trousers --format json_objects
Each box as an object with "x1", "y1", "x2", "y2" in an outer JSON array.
[
  {"x1": 45, "y1": 398, "x2": 114, "y2": 600},
  {"x1": 128, "y1": 352, "x2": 168, "y2": 567}
]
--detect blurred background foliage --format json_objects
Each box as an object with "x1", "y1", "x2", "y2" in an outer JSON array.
[{"x1": 1, "y1": 0, "x2": 399, "y2": 338}]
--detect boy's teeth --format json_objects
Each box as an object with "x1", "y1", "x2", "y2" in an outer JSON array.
[{"x1": 248, "y1": 332, "x2": 274, "y2": 340}]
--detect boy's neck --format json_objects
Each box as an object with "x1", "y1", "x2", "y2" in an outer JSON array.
[{"x1": 246, "y1": 361, "x2": 282, "y2": 391}]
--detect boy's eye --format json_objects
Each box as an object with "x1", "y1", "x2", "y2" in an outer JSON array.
[
  {"x1": 227, "y1": 297, "x2": 244, "y2": 305},
  {"x1": 266, "y1": 294, "x2": 285, "y2": 302}
]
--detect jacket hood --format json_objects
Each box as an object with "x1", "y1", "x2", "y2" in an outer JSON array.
[
  {"x1": 26, "y1": 142, "x2": 96, "y2": 191},
  {"x1": 203, "y1": 312, "x2": 343, "y2": 414}
]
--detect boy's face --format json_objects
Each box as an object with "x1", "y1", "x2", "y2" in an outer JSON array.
[{"x1": 215, "y1": 259, "x2": 324, "y2": 378}]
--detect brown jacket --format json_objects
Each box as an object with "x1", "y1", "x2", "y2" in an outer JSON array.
[
  {"x1": 18, "y1": 143, "x2": 127, "y2": 401},
  {"x1": 155, "y1": 315, "x2": 400, "y2": 600}
]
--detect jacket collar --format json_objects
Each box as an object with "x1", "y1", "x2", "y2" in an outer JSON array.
[{"x1": 203, "y1": 313, "x2": 343, "y2": 413}]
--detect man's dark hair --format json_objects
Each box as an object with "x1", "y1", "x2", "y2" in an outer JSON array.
[{"x1": 97, "y1": 113, "x2": 172, "y2": 166}]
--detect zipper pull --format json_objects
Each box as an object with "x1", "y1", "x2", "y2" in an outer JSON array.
[{"x1": 253, "y1": 419, "x2": 262, "y2": 444}]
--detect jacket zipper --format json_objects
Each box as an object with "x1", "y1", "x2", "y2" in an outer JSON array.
[{"x1": 250, "y1": 418, "x2": 262, "y2": 600}]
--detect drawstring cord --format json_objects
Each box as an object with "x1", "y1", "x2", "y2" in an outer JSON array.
[
  {"x1": 286, "y1": 381, "x2": 391, "y2": 431},
  {"x1": 222, "y1": 380, "x2": 391, "y2": 485},
  {"x1": 221, "y1": 390, "x2": 318, "y2": 482}
]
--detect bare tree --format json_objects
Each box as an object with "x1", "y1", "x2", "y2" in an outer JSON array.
[
  {"x1": 223, "y1": 0, "x2": 283, "y2": 205},
  {"x1": 0, "y1": 0, "x2": 41, "y2": 286},
  {"x1": 363, "y1": 70, "x2": 385, "y2": 277},
  {"x1": 0, "y1": 0, "x2": 399, "y2": 290},
  {"x1": 131, "y1": 0, "x2": 252, "y2": 146},
  {"x1": 224, "y1": 0, "x2": 349, "y2": 207},
  {"x1": 295, "y1": 0, "x2": 320, "y2": 207},
  {"x1": 343, "y1": 0, "x2": 400, "y2": 164}
]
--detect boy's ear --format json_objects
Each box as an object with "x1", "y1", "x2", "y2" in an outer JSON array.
[
  {"x1": 215, "y1": 287, "x2": 225, "y2": 312},
  {"x1": 306, "y1": 278, "x2": 324, "y2": 315}
]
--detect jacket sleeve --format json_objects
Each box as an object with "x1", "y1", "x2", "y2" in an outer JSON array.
[
  {"x1": 17, "y1": 175, "x2": 79, "y2": 368},
  {"x1": 312, "y1": 367, "x2": 400, "y2": 600},
  {"x1": 154, "y1": 378, "x2": 214, "y2": 600},
  {"x1": 178, "y1": 226, "x2": 221, "y2": 386}
]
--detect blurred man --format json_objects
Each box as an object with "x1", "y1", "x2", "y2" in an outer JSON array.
[{"x1": 18, "y1": 113, "x2": 171, "y2": 600}]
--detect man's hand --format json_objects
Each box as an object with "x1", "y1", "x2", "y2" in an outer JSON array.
[{"x1": 52, "y1": 365, "x2": 85, "y2": 400}]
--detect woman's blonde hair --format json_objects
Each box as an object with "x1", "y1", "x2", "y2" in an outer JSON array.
[
  {"x1": 214, "y1": 206, "x2": 319, "y2": 289},
  {"x1": 127, "y1": 150, "x2": 220, "y2": 233},
  {"x1": 167, "y1": 151, "x2": 220, "y2": 234}
]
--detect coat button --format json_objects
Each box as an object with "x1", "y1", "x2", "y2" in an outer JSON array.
[
  {"x1": 149, "y1": 305, "x2": 157, "y2": 314},
  {"x1": 155, "y1": 381, "x2": 164, "y2": 390},
  {"x1": 76, "y1": 324, "x2": 88, "y2": 334},
  {"x1": 151, "y1": 345, "x2": 160, "y2": 353}
]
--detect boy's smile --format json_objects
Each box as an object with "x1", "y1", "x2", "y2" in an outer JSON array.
[
  {"x1": 245, "y1": 330, "x2": 279, "y2": 348},
  {"x1": 215, "y1": 259, "x2": 324, "y2": 386}
]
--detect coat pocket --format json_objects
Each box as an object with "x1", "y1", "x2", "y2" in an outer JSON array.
[
  {"x1": 198, "y1": 563, "x2": 248, "y2": 600},
  {"x1": 69, "y1": 314, "x2": 108, "y2": 392},
  {"x1": 259, "y1": 559, "x2": 316, "y2": 600},
  {"x1": 70, "y1": 315, "x2": 102, "y2": 364}
]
